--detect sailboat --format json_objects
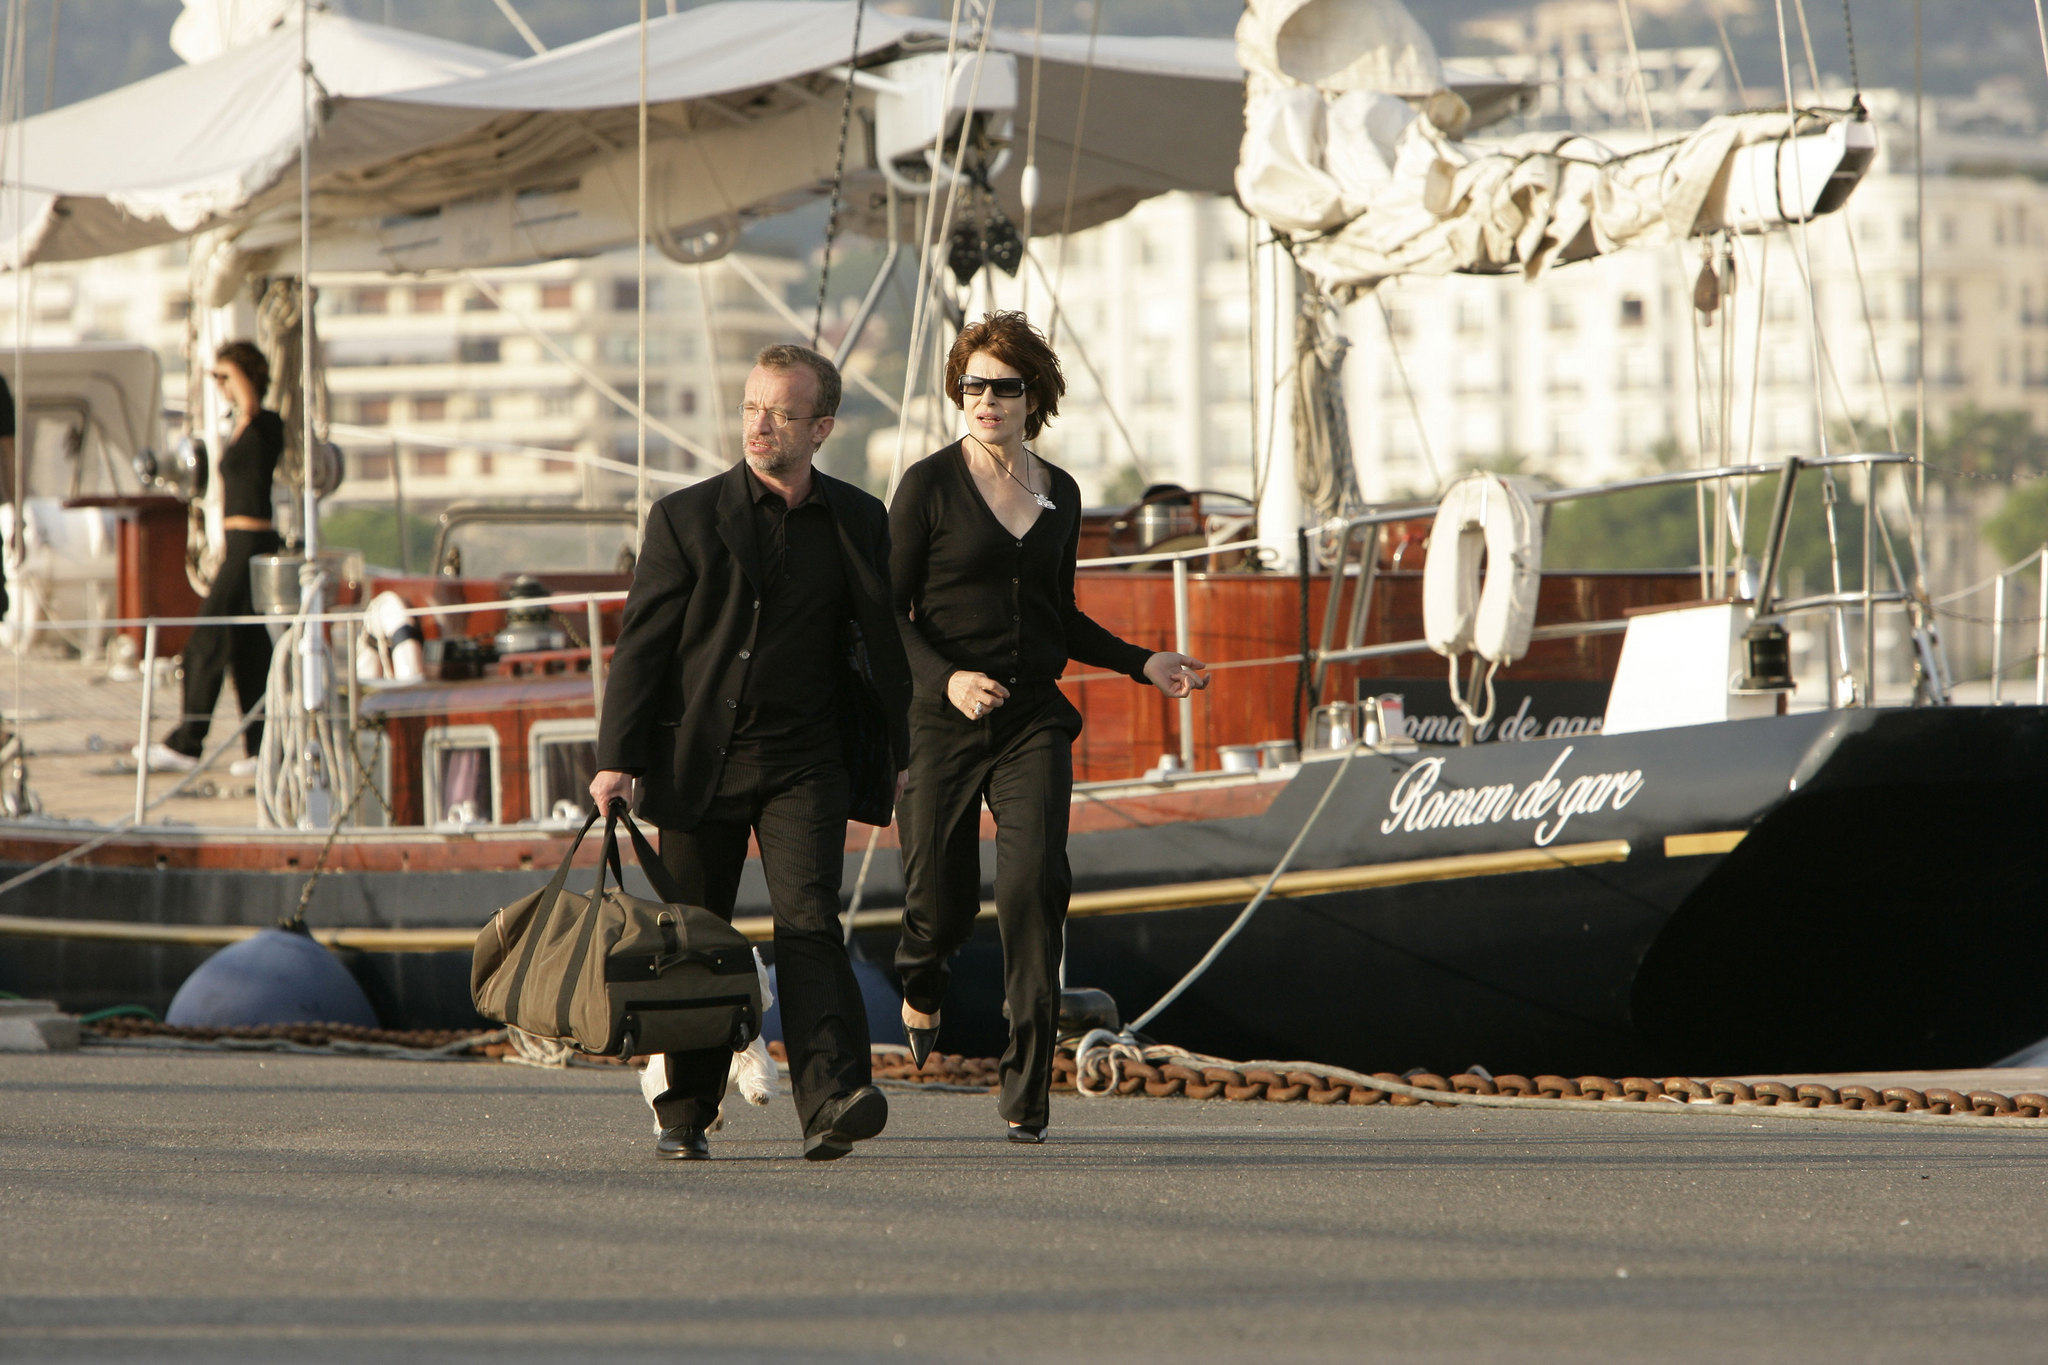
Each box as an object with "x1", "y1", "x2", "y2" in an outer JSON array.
[{"x1": 0, "y1": 0, "x2": 2043, "y2": 1082}]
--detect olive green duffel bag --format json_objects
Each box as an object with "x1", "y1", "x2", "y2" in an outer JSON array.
[{"x1": 472, "y1": 803, "x2": 763, "y2": 1058}]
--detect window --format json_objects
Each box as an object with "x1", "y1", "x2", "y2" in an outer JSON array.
[
  {"x1": 412, "y1": 286, "x2": 445, "y2": 313},
  {"x1": 355, "y1": 288, "x2": 389, "y2": 315},
  {"x1": 463, "y1": 289, "x2": 498, "y2": 312},
  {"x1": 541, "y1": 282, "x2": 574, "y2": 310},
  {"x1": 357, "y1": 451, "x2": 392, "y2": 480},
  {"x1": 613, "y1": 279, "x2": 639, "y2": 311},
  {"x1": 528, "y1": 721, "x2": 597, "y2": 823},
  {"x1": 469, "y1": 394, "x2": 494, "y2": 419},
  {"x1": 356, "y1": 397, "x2": 391, "y2": 425},
  {"x1": 413, "y1": 450, "x2": 448, "y2": 477},
  {"x1": 677, "y1": 388, "x2": 697, "y2": 416},
  {"x1": 539, "y1": 389, "x2": 577, "y2": 416},
  {"x1": 423, "y1": 725, "x2": 501, "y2": 826},
  {"x1": 1619, "y1": 295, "x2": 1645, "y2": 327},
  {"x1": 475, "y1": 452, "x2": 494, "y2": 475},
  {"x1": 1547, "y1": 296, "x2": 1575, "y2": 331},
  {"x1": 458, "y1": 337, "x2": 501, "y2": 364},
  {"x1": 642, "y1": 382, "x2": 666, "y2": 415},
  {"x1": 412, "y1": 394, "x2": 448, "y2": 421}
]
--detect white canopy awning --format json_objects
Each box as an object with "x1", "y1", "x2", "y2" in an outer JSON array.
[
  {"x1": 0, "y1": 3, "x2": 1257, "y2": 276},
  {"x1": 0, "y1": 12, "x2": 512, "y2": 268}
]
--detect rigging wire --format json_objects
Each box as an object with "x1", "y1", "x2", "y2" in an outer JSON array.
[
  {"x1": 890, "y1": 0, "x2": 997, "y2": 500},
  {"x1": 1022, "y1": 248, "x2": 1148, "y2": 480},
  {"x1": 1707, "y1": 2, "x2": 1747, "y2": 101},
  {"x1": 1790, "y1": 0, "x2": 1822, "y2": 94},
  {"x1": 887, "y1": 0, "x2": 969, "y2": 498},
  {"x1": 1373, "y1": 293, "x2": 1441, "y2": 494},
  {"x1": 1127, "y1": 743, "x2": 1360, "y2": 1034},
  {"x1": 1017, "y1": 0, "x2": 1044, "y2": 315},
  {"x1": 636, "y1": 0, "x2": 649, "y2": 541},
  {"x1": 5, "y1": 0, "x2": 27, "y2": 814},
  {"x1": 1045, "y1": 0, "x2": 1104, "y2": 350},
  {"x1": 811, "y1": 0, "x2": 868, "y2": 348}
]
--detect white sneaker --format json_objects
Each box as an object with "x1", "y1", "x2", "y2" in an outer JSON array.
[
  {"x1": 133, "y1": 742, "x2": 197, "y2": 774},
  {"x1": 228, "y1": 757, "x2": 259, "y2": 778}
]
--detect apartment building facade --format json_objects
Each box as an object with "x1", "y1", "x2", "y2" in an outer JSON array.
[{"x1": 0, "y1": 244, "x2": 804, "y2": 514}]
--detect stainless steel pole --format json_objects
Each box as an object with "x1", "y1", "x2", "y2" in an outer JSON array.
[
  {"x1": 587, "y1": 597, "x2": 607, "y2": 717},
  {"x1": 2036, "y1": 546, "x2": 2046, "y2": 705},
  {"x1": 133, "y1": 624, "x2": 157, "y2": 823},
  {"x1": 1173, "y1": 556, "x2": 1193, "y2": 770},
  {"x1": 1992, "y1": 572, "x2": 2006, "y2": 705}
]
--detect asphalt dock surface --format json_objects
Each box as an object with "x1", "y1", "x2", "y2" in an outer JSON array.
[{"x1": 5, "y1": 1049, "x2": 2046, "y2": 1363}]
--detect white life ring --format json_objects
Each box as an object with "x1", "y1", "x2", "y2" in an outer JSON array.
[{"x1": 1421, "y1": 472, "x2": 1543, "y2": 666}]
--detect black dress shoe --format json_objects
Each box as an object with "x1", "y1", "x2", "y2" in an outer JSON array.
[
  {"x1": 655, "y1": 1125, "x2": 710, "y2": 1160},
  {"x1": 803, "y1": 1085, "x2": 888, "y2": 1162},
  {"x1": 905, "y1": 1019, "x2": 940, "y2": 1069},
  {"x1": 1007, "y1": 1123, "x2": 1048, "y2": 1144}
]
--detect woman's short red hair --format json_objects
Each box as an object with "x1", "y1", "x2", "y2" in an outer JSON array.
[{"x1": 944, "y1": 311, "x2": 1065, "y2": 441}]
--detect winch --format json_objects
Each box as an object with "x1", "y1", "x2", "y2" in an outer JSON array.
[{"x1": 493, "y1": 574, "x2": 569, "y2": 655}]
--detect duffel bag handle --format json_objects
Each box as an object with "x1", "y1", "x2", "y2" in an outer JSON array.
[{"x1": 597, "y1": 798, "x2": 691, "y2": 908}]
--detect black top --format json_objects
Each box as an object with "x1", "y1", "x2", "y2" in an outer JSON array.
[
  {"x1": 890, "y1": 441, "x2": 1152, "y2": 699},
  {"x1": 0, "y1": 374, "x2": 13, "y2": 440},
  {"x1": 728, "y1": 464, "x2": 849, "y2": 762},
  {"x1": 220, "y1": 410, "x2": 284, "y2": 520}
]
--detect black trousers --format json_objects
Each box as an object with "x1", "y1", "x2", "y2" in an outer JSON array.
[
  {"x1": 167, "y1": 529, "x2": 281, "y2": 759},
  {"x1": 895, "y1": 683, "x2": 1079, "y2": 1129},
  {"x1": 651, "y1": 756, "x2": 871, "y2": 1136}
]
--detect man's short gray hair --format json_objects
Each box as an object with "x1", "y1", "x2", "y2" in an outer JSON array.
[{"x1": 754, "y1": 343, "x2": 842, "y2": 418}]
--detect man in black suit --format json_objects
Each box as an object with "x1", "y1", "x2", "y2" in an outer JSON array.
[{"x1": 591, "y1": 344, "x2": 911, "y2": 1162}]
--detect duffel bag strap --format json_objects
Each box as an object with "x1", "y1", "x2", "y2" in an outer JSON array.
[
  {"x1": 609, "y1": 801, "x2": 692, "y2": 907},
  {"x1": 501, "y1": 806, "x2": 604, "y2": 1026}
]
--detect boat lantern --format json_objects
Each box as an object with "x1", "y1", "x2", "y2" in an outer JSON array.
[
  {"x1": 1738, "y1": 616, "x2": 1795, "y2": 692},
  {"x1": 494, "y1": 575, "x2": 570, "y2": 655}
]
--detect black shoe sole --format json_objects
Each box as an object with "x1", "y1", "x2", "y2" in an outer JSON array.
[
  {"x1": 803, "y1": 1087, "x2": 888, "y2": 1162},
  {"x1": 655, "y1": 1141, "x2": 710, "y2": 1161},
  {"x1": 1007, "y1": 1124, "x2": 1048, "y2": 1144}
]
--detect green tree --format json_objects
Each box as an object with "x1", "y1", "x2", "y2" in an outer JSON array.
[
  {"x1": 322, "y1": 505, "x2": 439, "y2": 575},
  {"x1": 1100, "y1": 463, "x2": 1149, "y2": 507}
]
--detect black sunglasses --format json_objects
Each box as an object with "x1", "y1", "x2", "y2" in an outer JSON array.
[{"x1": 960, "y1": 376, "x2": 1028, "y2": 399}]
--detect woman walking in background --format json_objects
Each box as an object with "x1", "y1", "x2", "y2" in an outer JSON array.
[
  {"x1": 890, "y1": 311, "x2": 1207, "y2": 1143},
  {"x1": 137, "y1": 341, "x2": 283, "y2": 776}
]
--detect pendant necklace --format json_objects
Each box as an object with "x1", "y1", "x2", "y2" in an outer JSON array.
[{"x1": 978, "y1": 436, "x2": 1055, "y2": 511}]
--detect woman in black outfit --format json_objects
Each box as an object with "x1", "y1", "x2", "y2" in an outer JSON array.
[
  {"x1": 891, "y1": 311, "x2": 1207, "y2": 1143},
  {"x1": 140, "y1": 341, "x2": 283, "y2": 774}
]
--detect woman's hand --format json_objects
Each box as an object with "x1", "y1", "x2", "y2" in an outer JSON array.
[
  {"x1": 948, "y1": 670, "x2": 1010, "y2": 720},
  {"x1": 1143, "y1": 651, "x2": 1209, "y2": 698}
]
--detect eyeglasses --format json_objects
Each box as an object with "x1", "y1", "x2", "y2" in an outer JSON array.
[
  {"x1": 739, "y1": 402, "x2": 820, "y2": 428},
  {"x1": 960, "y1": 376, "x2": 1028, "y2": 399}
]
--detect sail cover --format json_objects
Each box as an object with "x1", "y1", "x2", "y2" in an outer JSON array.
[{"x1": 1237, "y1": 0, "x2": 1875, "y2": 297}]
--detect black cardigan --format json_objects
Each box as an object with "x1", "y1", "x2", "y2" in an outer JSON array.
[{"x1": 889, "y1": 441, "x2": 1153, "y2": 699}]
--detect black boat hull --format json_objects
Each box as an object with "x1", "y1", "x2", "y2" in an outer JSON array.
[{"x1": 6, "y1": 707, "x2": 2048, "y2": 1075}]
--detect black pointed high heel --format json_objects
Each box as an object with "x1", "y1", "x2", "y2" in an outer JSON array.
[{"x1": 903, "y1": 1005, "x2": 939, "y2": 1069}]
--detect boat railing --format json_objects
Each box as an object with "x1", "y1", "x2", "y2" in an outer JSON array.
[
  {"x1": 1310, "y1": 452, "x2": 1932, "y2": 710},
  {"x1": 0, "y1": 584, "x2": 631, "y2": 831},
  {"x1": 1932, "y1": 544, "x2": 2048, "y2": 704}
]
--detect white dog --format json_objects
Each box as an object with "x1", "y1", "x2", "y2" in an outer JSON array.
[{"x1": 639, "y1": 950, "x2": 779, "y2": 1133}]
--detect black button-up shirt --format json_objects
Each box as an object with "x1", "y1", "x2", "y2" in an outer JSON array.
[
  {"x1": 728, "y1": 464, "x2": 848, "y2": 761},
  {"x1": 889, "y1": 441, "x2": 1152, "y2": 698}
]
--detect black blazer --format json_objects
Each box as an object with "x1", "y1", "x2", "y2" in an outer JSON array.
[{"x1": 596, "y1": 462, "x2": 913, "y2": 831}]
